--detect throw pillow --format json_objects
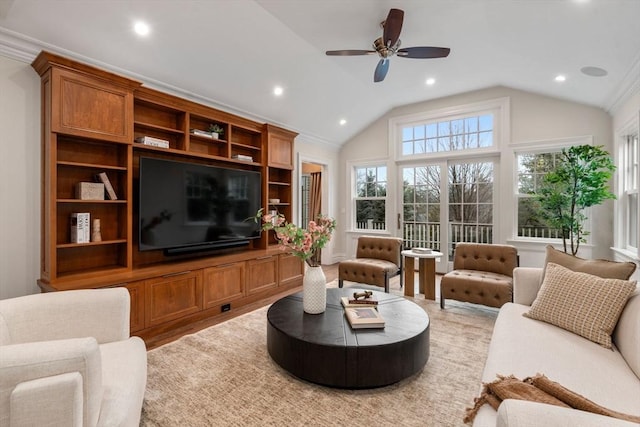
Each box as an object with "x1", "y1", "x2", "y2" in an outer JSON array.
[
  {"x1": 524, "y1": 262, "x2": 637, "y2": 348},
  {"x1": 542, "y1": 245, "x2": 636, "y2": 281}
]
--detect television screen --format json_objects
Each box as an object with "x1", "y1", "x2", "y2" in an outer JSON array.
[{"x1": 138, "y1": 157, "x2": 262, "y2": 254}]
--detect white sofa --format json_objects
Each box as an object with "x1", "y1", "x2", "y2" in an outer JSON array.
[
  {"x1": 0, "y1": 288, "x2": 147, "y2": 427},
  {"x1": 473, "y1": 267, "x2": 640, "y2": 427}
]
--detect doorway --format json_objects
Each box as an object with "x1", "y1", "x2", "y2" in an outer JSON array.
[{"x1": 300, "y1": 162, "x2": 323, "y2": 226}]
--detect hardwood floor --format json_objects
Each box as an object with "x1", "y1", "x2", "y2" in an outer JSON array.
[{"x1": 145, "y1": 263, "x2": 340, "y2": 350}]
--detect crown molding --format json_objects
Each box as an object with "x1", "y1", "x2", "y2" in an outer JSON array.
[
  {"x1": 604, "y1": 51, "x2": 640, "y2": 115},
  {"x1": 0, "y1": 27, "x2": 340, "y2": 149}
]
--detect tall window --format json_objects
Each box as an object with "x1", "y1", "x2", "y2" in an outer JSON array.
[
  {"x1": 623, "y1": 134, "x2": 639, "y2": 250},
  {"x1": 402, "y1": 114, "x2": 493, "y2": 156},
  {"x1": 354, "y1": 165, "x2": 387, "y2": 230},
  {"x1": 516, "y1": 151, "x2": 563, "y2": 239}
]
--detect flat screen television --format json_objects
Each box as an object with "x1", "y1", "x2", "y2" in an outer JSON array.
[{"x1": 138, "y1": 157, "x2": 262, "y2": 255}]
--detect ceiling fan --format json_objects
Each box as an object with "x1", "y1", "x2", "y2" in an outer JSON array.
[{"x1": 326, "y1": 8, "x2": 450, "y2": 83}]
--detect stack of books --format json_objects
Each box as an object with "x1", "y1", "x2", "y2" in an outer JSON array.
[
  {"x1": 189, "y1": 128, "x2": 215, "y2": 139},
  {"x1": 231, "y1": 154, "x2": 253, "y2": 162},
  {"x1": 135, "y1": 136, "x2": 170, "y2": 148},
  {"x1": 342, "y1": 290, "x2": 385, "y2": 329}
]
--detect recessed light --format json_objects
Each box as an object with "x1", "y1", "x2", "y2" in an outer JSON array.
[
  {"x1": 273, "y1": 86, "x2": 283, "y2": 96},
  {"x1": 554, "y1": 74, "x2": 566, "y2": 82},
  {"x1": 339, "y1": 119, "x2": 347, "y2": 126},
  {"x1": 581, "y1": 66, "x2": 607, "y2": 77},
  {"x1": 134, "y1": 21, "x2": 150, "y2": 36},
  {"x1": 425, "y1": 78, "x2": 436, "y2": 86}
]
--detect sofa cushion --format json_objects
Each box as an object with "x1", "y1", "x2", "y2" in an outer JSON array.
[
  {"x1": 543, "y1": 245, "x2": 636, "y2": 281},
  {"x1": 524, "y1": 263, "x2": 636, "y2": 348}
]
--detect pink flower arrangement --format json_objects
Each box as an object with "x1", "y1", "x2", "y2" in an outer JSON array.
[{"x1": 256, "y1": 208, "x2": 336, "y2": 267}]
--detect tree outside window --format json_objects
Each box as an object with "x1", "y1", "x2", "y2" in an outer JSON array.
[
  {"x1": 354, "y1": 166, "x2": 386, "y2": 230},
  {"x1": 516, "y1": 151, "x2": 563, "y2": 239}
]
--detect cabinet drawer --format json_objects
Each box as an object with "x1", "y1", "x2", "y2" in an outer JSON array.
[
  {"x1": 246, "y1": 256, "x2": 278, "y2": 295},
  {"x1": 145, "y1": 270, "x2": 202, "y2": 327},
  {"x1": 203, "y1": 262, "x2": 245, "y2": 309}
]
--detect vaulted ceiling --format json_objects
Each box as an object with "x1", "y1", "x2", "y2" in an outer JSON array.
[{"x1": 1, "y1": 0, "x2": 639, "y2": 147}]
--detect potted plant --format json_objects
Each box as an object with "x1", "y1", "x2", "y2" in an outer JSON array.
[
  {"x1": 535, "y1": 145, "x2": 616, "y2": 255},
  {"x1": 255, "y1": 208, "x2": 336, "y2": 314},
  {"x1": 208, "y1": 124, "x2": 224, "y2": 139}
]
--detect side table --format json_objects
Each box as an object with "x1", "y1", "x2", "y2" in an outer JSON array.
[{"x1": 401, "y1": 250, "x2": 443, "y2": 300}]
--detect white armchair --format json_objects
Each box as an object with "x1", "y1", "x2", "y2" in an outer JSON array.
[{"x1": 0, "y1": 288, "x2": 147, "y2": 427}]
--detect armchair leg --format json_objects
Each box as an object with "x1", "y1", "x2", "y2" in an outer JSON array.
[
  {"x1": 338, "y1": 279, "x2": 344, "y2": 288},
  {"x1": 384, "y1": 276, "x2": 389, "y2": 293},
  {"x1": 440, "y1": 297, "x2": 445, "y2": 309}
]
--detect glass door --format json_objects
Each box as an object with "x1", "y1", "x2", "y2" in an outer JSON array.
[{"x1": 401, "y1": 159, "x2": 495, "y2": 272}]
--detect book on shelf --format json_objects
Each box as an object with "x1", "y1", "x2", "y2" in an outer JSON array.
[
  {"x1": 231, "y1": 154, "x2": 253, "y2": 162},
  {"x1": 95, "y1": 172, "x2": 117, "y2": 200},
  {"x1": 344, "y1": 306, "x2": 385, "y2": 329},
  {"x1": 70, "y1": 212, "x2": 90, "y2": 244},
  {"x1": 135, "y1": 136, "x2": 170, "y2": 148}
]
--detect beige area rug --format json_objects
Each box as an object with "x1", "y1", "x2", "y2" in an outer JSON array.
[{"x1": 141, "y1": 279, "x2": 497, "y2": 426}]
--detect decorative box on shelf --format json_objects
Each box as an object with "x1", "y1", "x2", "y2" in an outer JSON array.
[{"x1": 76, "y1": 182, "x2": 104, "y2": 200}]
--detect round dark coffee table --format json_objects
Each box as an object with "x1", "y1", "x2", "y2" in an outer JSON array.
[{"x1": 267, "y1": 287, "x2": 430, "y2": 388}]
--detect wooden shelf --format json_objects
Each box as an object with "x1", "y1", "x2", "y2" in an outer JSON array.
[
  {"x1": 57, "y1": 161, "x2": 127, "y2": 171},
  {"x1": 57, "y1": 239, "x2": 128, "y2": 249},
  {"x1": 134, "y1": 121, "x2": 184, "y2": 135},
  {"x1": 231, "y1": 142, "x2": 261, "y2": 151},
  {"x1": 57, "y1": 199, "x2": 127, "y2": 204}
]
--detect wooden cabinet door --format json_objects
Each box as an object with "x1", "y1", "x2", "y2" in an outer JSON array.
[
  {"x1": 246, "y1": 255, "x2": 278, "y2": 295},
  {"x1": 278, "y1": 253, "x2": 304, "y2": 287},
  {"x1": 51, "y1": 67, "x2": 133, "y2": 143},
  {"x1": 203, "y1": 262, "x2": 245, "y2": 310},
  {"x1": 145, "y1": 270, "x2": 203, "y2": 327},
  {"x1": 124, "y1": 281, "x2": 145, "y2": 333},
  {"x1": 265, "y1": 124, "x2": 297, "y2": 169}
]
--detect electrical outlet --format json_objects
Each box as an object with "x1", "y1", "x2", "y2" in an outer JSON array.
[{"x1": 221, "y1": 303, "x2": 231, "y2": 312}]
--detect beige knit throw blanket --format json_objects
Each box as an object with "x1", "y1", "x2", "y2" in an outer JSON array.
[{"x1": 464, "y1": 374, "x2": 640, "y2": 424}]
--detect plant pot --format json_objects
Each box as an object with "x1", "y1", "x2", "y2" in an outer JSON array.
[{"x1": 303, "y1": 265, "x2": 326, "y2": 314}]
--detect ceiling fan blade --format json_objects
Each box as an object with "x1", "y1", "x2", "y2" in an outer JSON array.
[
  {"x1": 397, "y1": 46, "x2": 451, "y2": 59},
  {"x1": 326, "y1": 50, "x2": 376, "y2": 56},
  {"x1": 374, "y1": 59, "x2": 389, "y2": 82},
  {"x1": 383, "y1": 8, "x2": 404, "y2": 48}
]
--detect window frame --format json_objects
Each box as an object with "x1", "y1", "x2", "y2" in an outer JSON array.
[
  {"x1": 349, "y1": 161, "x2": 389, "y2": 233},
  {"x1": 510, "y1": 136, "x2": 593, "y2": 243},
  {"x1": 616, "y1": 127, "x2": 639, "y2": 255},
  {"x1": 390, "y1": 98, "x2": 509, "y2": 162}
]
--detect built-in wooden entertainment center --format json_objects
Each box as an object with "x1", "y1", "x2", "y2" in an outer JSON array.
[{"x1": 32, "y1": 51, "x2": 304, "y2": 342}]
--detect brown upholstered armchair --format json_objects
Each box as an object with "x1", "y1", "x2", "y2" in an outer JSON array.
[
  {"x1": 440, "y1": 243, "x2": 518, "y2": 309},
  {"x1": 338, "y1": 236, "x2": 403, "y2": 293}
]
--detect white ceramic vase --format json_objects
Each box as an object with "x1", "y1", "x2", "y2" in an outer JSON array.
[{"x1": 303, "y1": 265, "x2": 326, "y2": 314}]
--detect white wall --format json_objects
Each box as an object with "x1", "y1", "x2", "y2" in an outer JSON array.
[
  {"x1": 338, "y1": 86, "x2": 614, "y2": 268},
  {"x1": 0, "y1": 54, "x2": 41, "y2": 298}
]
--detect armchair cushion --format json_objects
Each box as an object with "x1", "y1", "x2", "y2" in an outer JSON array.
[
  {"x1": 10, "y1": 372, "x2": 83, "y2": 427},
  {"x1": 0, "y1": 337, "x2": 103, "y2": 427}
]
